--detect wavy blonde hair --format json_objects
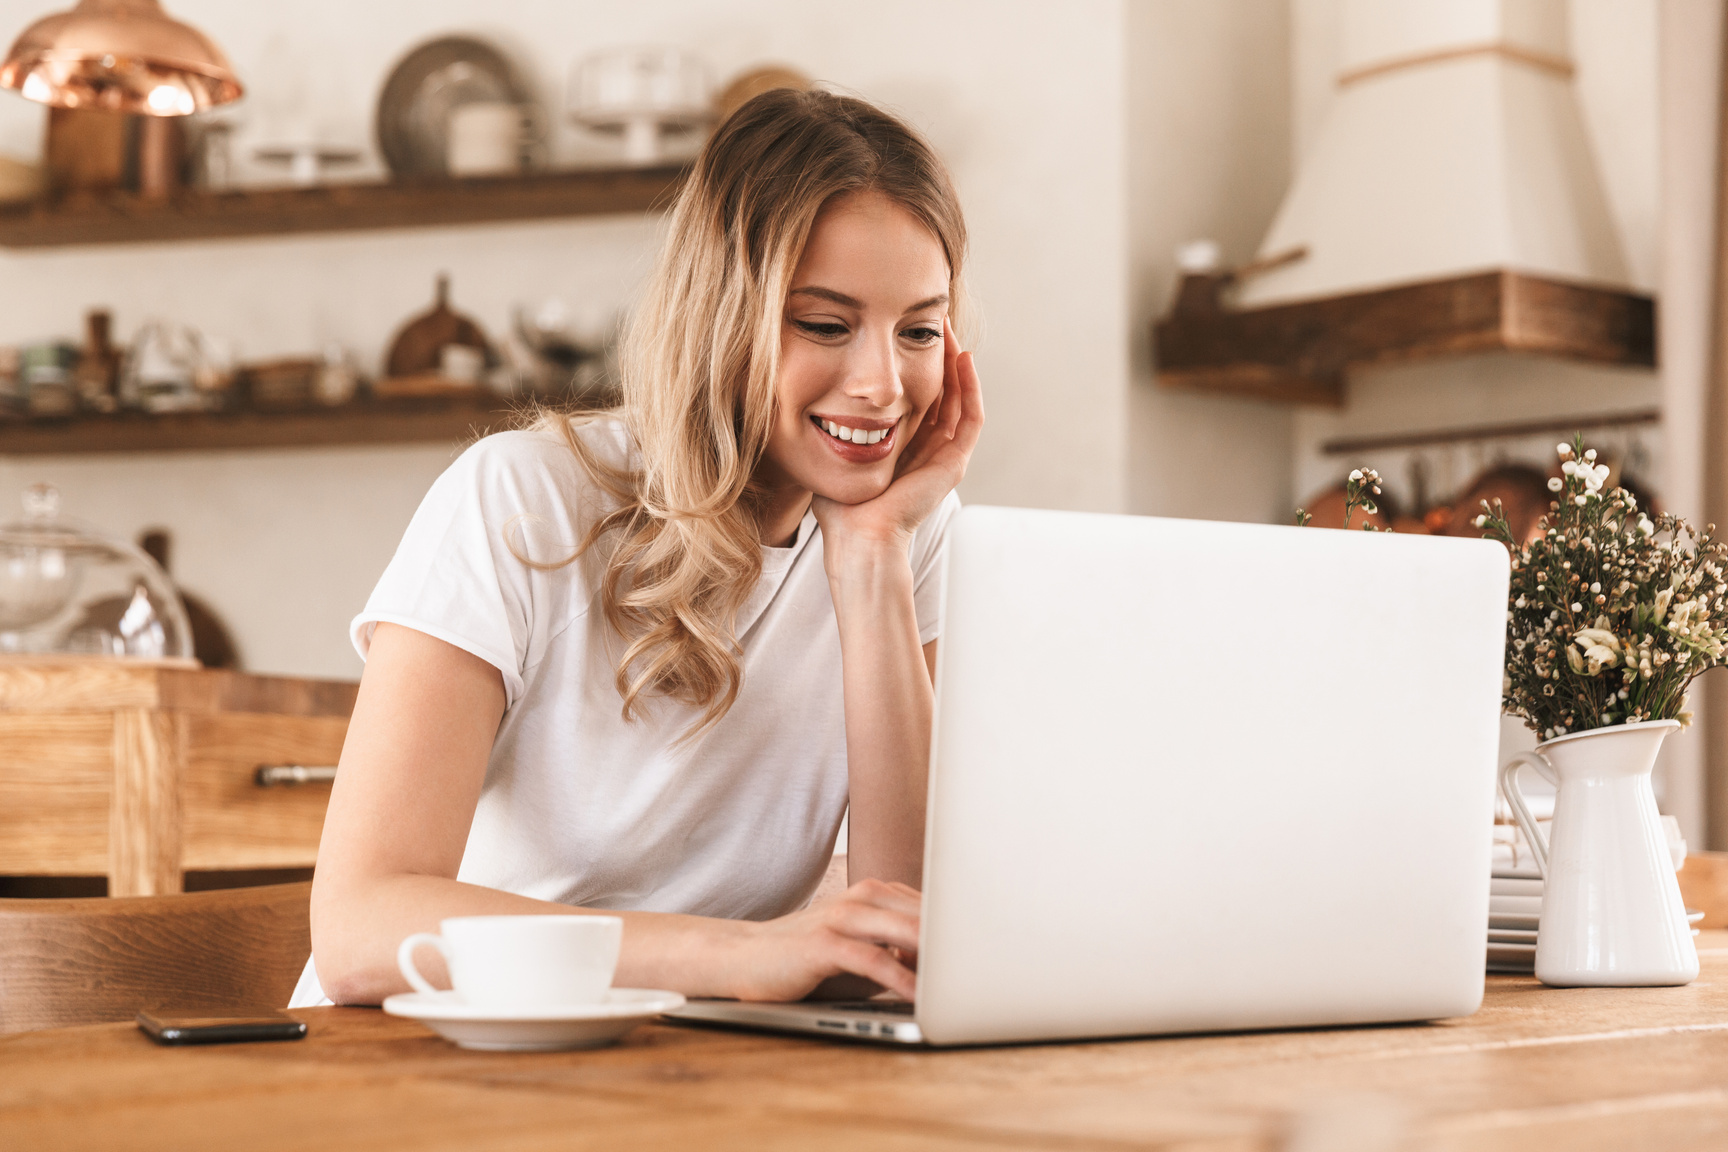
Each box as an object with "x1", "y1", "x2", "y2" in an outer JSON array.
[{"x1": 532, "y1": 88, "x2": 968, "y2": 731}]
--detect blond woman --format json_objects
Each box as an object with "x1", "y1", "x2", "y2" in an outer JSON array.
[{"x1": 295, "y1": 88, "x2": 983, "y2": 1006}]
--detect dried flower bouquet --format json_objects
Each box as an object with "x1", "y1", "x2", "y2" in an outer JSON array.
[{"x1": 1479, "y1": 438, "x2": 1728, "y2": 739}]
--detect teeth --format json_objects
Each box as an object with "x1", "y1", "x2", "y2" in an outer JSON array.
[{"x1": 819, "y1": 420, "x2": 887, "y2": 445}]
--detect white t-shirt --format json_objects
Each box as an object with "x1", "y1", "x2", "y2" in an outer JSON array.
[{"x1": 290, "y1": 422, "x2": 958, "y2": 1005}]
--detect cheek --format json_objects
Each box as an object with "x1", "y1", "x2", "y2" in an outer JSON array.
[
  {"x1": 906, "y1": 358, "x2": 944, "y2": 415},
  {"x1": 774, "y1": 342, "x2": 832, "y2": 418}
]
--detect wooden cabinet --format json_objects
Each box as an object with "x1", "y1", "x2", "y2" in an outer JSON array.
[{"x1": 0, "y1": 659, "x2": 354, "y2": 896}]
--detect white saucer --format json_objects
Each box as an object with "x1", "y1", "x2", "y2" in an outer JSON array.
[{"x1": 382, "y1": 988, "x2": 686, "y2": 1051}]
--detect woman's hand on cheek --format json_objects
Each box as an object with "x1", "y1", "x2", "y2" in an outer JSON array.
[
  {"x1": 722, "y1": 879, "x2": 921, "y2": 1001},
  {"x1": 811, "y1": 318, "x2": 984, "y2": 555}
]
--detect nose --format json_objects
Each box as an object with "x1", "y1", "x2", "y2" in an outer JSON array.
[{"x1": 843, "y1": 326, "x2": 904, "y2": 410}]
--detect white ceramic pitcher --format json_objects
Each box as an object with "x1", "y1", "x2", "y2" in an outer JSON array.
[{"x1": 1499, "y1": 719, "x2": 1697, "y2": 987}]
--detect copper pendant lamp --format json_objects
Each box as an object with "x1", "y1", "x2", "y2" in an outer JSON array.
[{"x1": 0, "y1": 0, "x2": 241, "y2": 116}]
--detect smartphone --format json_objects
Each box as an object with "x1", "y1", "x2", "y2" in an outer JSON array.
[{"x1": 136, "y1": 1007, "x2": 307, "y2": 1046}]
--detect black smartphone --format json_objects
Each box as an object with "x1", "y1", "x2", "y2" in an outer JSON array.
[{"x1": 136, "y1": 1007, "x2": 307, "y2": 1046}]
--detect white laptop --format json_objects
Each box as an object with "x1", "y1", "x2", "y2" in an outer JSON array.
[{"x1": 669, "y1": 505, "x2": 1509, "y2": 1046}]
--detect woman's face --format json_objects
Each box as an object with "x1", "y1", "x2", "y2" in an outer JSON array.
[{"x1": 760, "y1": 190, "x2": 951, "y2": 506}]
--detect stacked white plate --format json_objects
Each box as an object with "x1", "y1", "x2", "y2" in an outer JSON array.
[
  {"x1": 1488, "y1": 872, "x2": 1541, "y2": 973},
  {"x1": 1486, "y1": 871, "x2": 1703, "y2": 975}
]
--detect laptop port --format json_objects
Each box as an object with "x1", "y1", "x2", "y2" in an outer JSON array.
[{"x1": 816, "y1": 1019, "x2": 847, "y2": 1030}]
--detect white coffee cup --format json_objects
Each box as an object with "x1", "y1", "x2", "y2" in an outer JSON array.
[{"x1": 397, "y1": 915, "x2": 623, "y2": 1009}]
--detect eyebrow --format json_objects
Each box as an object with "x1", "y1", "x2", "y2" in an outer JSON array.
[{"x1": 789, "y1": 286, "x2": 950, "y2": 313}]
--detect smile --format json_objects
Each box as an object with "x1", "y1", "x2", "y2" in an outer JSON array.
[{"x1": 810, "y1": 415, "x2": 897, "y2": 461}]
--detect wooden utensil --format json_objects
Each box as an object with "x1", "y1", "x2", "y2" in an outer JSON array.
[{"x1": 384, "y1": 274, "x2": 491, "y2": 379}]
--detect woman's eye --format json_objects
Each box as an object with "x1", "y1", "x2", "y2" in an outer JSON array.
[
  {"x1": 900, "y1": 326, "x2": 941, "y2": 345},
  {"x1": 793, "y1": 319, "x2": 849, "y2": 338}
]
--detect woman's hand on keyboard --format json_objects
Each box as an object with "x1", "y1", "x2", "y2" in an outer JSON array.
[{"x1": 720, "y1": 879, "x2": 921, "y2": 1001}]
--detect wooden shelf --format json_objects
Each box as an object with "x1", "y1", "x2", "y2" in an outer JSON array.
[
  {"x1": 1152, "y1": 269, "x2": 1658, "y2": 405},
  {"x1": 0, "y1": 394, "x2": 533, "y2": 455},
  {"x1": 0, "y1": 165, "x2": 687, "y2": 248}
]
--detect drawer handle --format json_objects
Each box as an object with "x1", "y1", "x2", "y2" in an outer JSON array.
[{"x1": 255, "y1": 764, "x2": 338, "y2": 787}]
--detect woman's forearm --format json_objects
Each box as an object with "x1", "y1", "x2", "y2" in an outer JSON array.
[
  {"x1": 826, "y1": 542, "x2": 932, "y2": 888},
  {"x1": 311, "y1": 872, "x2": 744, "y2": 1005}
]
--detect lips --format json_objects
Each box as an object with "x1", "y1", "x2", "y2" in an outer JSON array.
[{"x1": 810, "y1": 414, "x2": 896, "y2": 463}]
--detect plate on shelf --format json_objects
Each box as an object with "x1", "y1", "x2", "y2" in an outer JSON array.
[
  {"x1": 382, "y1": 988, "x2": 686, "y2": 1051},
  {"x1": 1487, "y1": 928, "x2": 1538, "y2": 944},
  {"x1": 1486, "y1": 941, "x2": 1536, "y2": 969},
  {"x1": 377, "y1": 36, "x2": 530, "y2": 177},
  {"x1": 1490, "y1": 914, "x2": 1540, "y2": 931}
]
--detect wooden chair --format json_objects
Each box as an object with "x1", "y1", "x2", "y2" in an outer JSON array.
[{"x1": 0, "y1": 880, "x2": 310, "y2": 1035}]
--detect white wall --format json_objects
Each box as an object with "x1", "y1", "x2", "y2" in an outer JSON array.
[
  {"x1": 1657, "y1": 0, "x2": 1724, "y2": 845},
  {"x1": 1127, "y1": 0, "x2": 1295, "y2": 524},
  {"x1": 0, "y1": 0, "x2": 1131, "y2": 678},
  {"x1": 1286, "y1": 0, "x2": 1662, "y2": 518}
]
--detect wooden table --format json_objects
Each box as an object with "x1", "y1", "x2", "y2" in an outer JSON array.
[
  {"x1": 6, "y1": 934, "x2": 1728, "y2": 1151},
  {"x1": 0, "y1": 659, "x2": 354, "y2": 896}
]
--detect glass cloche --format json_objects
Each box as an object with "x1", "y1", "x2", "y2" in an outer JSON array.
[{"x1": 0, "y1": 484, "x2": 193, "y2": 661}]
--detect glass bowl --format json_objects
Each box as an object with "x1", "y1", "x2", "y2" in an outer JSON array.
[{"x1": 0, "y1": 483, "x2": 193, "y2": 661}]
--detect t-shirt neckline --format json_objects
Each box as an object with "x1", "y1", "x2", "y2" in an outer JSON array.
[{"x1": 759, "y1": 508, "x2": 818, "y2": 572}]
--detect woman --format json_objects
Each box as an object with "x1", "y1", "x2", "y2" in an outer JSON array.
[{"x1": 294, "y1": 87, "x2": 983, "y2": 1007}]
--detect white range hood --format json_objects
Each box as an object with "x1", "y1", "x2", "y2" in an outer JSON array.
[{"x1": 1238, "y1": 0, "x2": 1629, "y2": 308}]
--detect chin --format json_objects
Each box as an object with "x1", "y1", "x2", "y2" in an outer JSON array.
[{"x1": 807, "y1": 467, "x2": 895, "y2": 506}]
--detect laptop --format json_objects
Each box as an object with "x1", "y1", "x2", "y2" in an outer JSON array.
[{"x1": 669, "y1": 505, "x2": 1509, "y2": 1046}]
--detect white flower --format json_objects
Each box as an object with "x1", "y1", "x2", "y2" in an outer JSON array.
[
  {"x1": 1562, "y1": 461, "x2": 1578, "y2": 476},
  {"x1": 1638, "y1": 515, "x2": 1655, "y2": 536},
  {"x1": 1557, "y1": 443, "x2": 1572, "y2": 458},
  {"x1": 1348, "y1": 469, "x2": 1362, "y2": 481},
  {"x1": 1575, "y1": 496, "x2": 1588, "y2": 506},
  {"x1": 1571, "y1": 602, "x2": 1584, "y2": 612},
  {"x1": 1574, "y1": 628, "x2": 1622, "y2": 671},
  {"x1": 1474, "y1": 514, "x2": 1487, "y2": 527},
  {"x1": 1590, "y1": 582, "x2": 1601, "y2": 593},
  {"x1": 1547, "y1": 477, "x2": 1563, "y2": 492},
  {"x1": 1585, "y1": 448, "x2": 1598, "y2": 462}
]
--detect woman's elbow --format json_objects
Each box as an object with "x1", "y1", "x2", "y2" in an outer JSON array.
[{"x1": 308, "y1": 882, "x2": 385, "y2": 1006}]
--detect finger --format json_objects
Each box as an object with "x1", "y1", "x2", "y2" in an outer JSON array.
[
  {"x1": 938, "y1": 315, "x2": 962, "y2": 425},
  {"x1": 938, "y1": 323, "x2": 966, "y2": 439},
  {"x1": 823, "y1": 901, "x2": 921, "y2": 953},
  {"x1": 830, "y1": 936, "x2": 917, "y2": 1000},
  {"x1": 948, "y1": 350, "x2": 984, "y2": 454},
  {"x1": 903, "y1": 381, "x2": 960, "y2": 477}
]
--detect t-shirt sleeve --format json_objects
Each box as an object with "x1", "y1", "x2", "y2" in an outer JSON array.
[
  {"x1": 911, "y1": 490, "x2": 963, "y2": 646},
  {"x1": 350, "y1": 431, "x2": 591, "y2": 709}
]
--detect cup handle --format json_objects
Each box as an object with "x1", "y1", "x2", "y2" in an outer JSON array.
[
  {"x1": 1498, "y1": 752, "x2": 1552, "y2": 879},
  {"x1": 396, "y1": 932, "x2": 450, "y2": 997}
]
